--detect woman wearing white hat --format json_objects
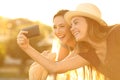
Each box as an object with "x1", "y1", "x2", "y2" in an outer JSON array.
[
  {"x1": 17, "y1": 3, "x2": 120, "y2": 80},
  {"x1": 64, "y1": 3, "x2": 120, "y2": 80}
]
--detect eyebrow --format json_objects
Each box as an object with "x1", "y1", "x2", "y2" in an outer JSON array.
[
  {"x1": 73, "y1": 18, "x2": 79, "y2": 22},
  {"x1": 54, "y1": 23, "x2": 65, "y2": 27}
]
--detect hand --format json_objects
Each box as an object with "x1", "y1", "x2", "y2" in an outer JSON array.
[{"x1": 17, "y1": 30, "x2": 30, "y2": 49}]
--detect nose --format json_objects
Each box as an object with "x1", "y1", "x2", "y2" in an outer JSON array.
[
  {"x1": 70, "y1": 25, "x2": 74, "y2": 32},
  {"x1": 70, "y1": 25, "x2": 75, "y2": 35},
  {"x1": 55, "y1": 28, "x2": 61, "y2": 34}
]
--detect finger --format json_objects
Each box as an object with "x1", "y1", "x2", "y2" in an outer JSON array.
[
  {"x1": 17, "y1": 35, "x2": 27, "y2": 45},
  {"x1": 17, "y1": 39, "x2": 25, "y2": 45},
  {"x1": 17, "y1": 30, "x2": 28, "y2": 38},
  {"x1": 48, "y1": 53, "x2": 56, "y2": 61},
  {"x1": 17, "y1": 32, "x2": 29, "y2": 42},
  {"x1": 41, "y1": 50, "x2": 51, "y2": 56},
  {"x1": 42, "y1": 51, "x2": 49, "y2": 56},
  {"x1": 20, "y1": 30, "x2": 28, "y2": 34}
]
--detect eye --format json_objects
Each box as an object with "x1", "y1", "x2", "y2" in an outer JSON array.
[
  {"x1": 53, "y1": 26, "x2": 57, "y2": 29},
  {"x1": 74, "y1": 21, "x2": 78, "y2": 25},
  {"x1": 69, "y1": 25, "x2": 72, "y2": 28},
  {"x1": 60, "y1": 25, "x2": 65, "y2": 28}
]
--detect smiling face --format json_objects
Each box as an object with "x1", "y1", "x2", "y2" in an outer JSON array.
[
  {"x1": 70, "y1": 16, "x2": 88, "y2": 42},
  {"x1": 53, "y1": 16, "x2": 74, "y2": 44}
]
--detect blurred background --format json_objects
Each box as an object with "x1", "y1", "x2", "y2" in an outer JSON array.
[
  {"x1": 0, "y1": 0, "x2": 120, "y2": 80},
  {"x1": 0, "y1": 17, "x2": 53, "y2": 80}
]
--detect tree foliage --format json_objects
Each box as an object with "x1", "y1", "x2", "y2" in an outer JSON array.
[{"x1": 0, "y1": 17, "x2": 53, "y2": 64}]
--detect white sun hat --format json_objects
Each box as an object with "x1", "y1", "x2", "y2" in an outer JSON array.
[{"x1": 64, "y1": 3, "x2": 107, "y2": 26}]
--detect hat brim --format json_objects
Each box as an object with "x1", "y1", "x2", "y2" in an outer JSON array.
[{"x1": 64, "y1": 11, "x2": 107, "y2": 26}]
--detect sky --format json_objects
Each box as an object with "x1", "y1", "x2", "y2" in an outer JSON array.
[{"x1": 0, "y1": 0, "x2": 120, "y2": 26}]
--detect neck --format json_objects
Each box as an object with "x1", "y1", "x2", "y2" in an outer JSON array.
[
  {"x1": 66, "y1": 39, "x2": 76, "y2": 50},
  {"x1": 78, "y1": 36, "x2": 99, "y2": 48}
]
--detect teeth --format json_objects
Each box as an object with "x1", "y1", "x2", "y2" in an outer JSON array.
[
  {"x1": 73, "y1": 32, "x2": 79, "y2": 39},
  {"x1": 58, "y1": 35, "x2": 64, "y2": 38},
  {"x1": 59, "y1": 35, "x2": 63, "y2": 38},
  {"x1": 74, "y1": 32, "x2": 79, "y2": 36}
]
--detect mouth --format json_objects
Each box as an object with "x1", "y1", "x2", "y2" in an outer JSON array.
[
  {"x1": 73, "y1": 31, "x2": 80, "y2": 39},
  {"x1": 58, "y1": 35, "x2": 65, "y2": 40}
]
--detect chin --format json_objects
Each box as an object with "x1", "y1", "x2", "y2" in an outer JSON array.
[
  {"x1": 75, "y1": 38, "x2": 79, "y2": 42},
  {"x1": 76, "y1": 37, "x2": 83, "y2": 42}
]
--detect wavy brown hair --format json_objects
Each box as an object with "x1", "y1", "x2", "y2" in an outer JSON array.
[{"x1": 85, "y1": 17, "x2": 110, "y2": 43}]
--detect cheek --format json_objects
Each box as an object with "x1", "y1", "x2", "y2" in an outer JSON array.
[
  {"x1": 61, "y1": 28, "x2": 66, "y2": 32},
  {"x1": 75, "y1": 25, "x2": 81, "y2": 30},
  {"x1": 83, "y1": 26, "x2": 88, "y2": 35},
  {"x1": 67, "y1": 30, "x2": 73, "y2": 37},
  {"x1": 79, "y1": 27, "x2": 88, "y2": 39},
  {"x1": 54, "y1": 30, "x2": 57, "y2": 36}
]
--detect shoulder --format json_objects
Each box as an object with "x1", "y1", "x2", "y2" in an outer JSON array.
[
  {"x1": 108, "y1": 24, "x2": 120, "y2": 36},
  {"x1": 105, "y1": 24, "x2": 120, "y2": 79},
  {"x1": 107, "y1": 24, "x2": 120, "y2": 44},
  {"x1": 106, "y1": 24, "x2": 120, "y2": 63}
]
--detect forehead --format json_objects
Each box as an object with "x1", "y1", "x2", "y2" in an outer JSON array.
[
  {"x1": 71, "y1": 16, "x2": 86, "y2": 22},
  {"x1": 53, "y1": 16, "x2": 65, "y2": 25}
]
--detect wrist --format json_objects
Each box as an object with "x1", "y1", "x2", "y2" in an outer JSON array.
[{"x1": 22, "y1": 44, "x2": 31, "y2": 51}]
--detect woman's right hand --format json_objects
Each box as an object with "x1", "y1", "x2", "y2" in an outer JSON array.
[{"x1": 17, "y1": 30, "x2": 30, "y2": 49}]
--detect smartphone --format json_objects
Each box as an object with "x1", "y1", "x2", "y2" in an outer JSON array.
[{"x1": 22, "y1": 25, "x2": 40, "y2": 38}]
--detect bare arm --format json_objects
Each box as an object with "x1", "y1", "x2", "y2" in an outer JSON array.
[
  {"x1": 17, "y1": 30, "x2": 89, "y2": 74},
  {"x1": 22, "y1": 45, "x2": 88, "y2": 73}
]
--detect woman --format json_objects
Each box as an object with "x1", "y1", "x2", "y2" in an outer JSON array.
[
  {"x1": 64, "y1": 3, "x2": 120, "y2": 80},
  {"x1": 53, "y1": 10, "x2": 76, "y2": 61},
  {"x1": 29, "y1": 10, "x2": 93, "y2": 80},
  {"x1": 26, "y1": 10, "x2": 76, "y2": 80},
  {"x1": 17, "y1": 3, "x2": 120, "y2": 80}
]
